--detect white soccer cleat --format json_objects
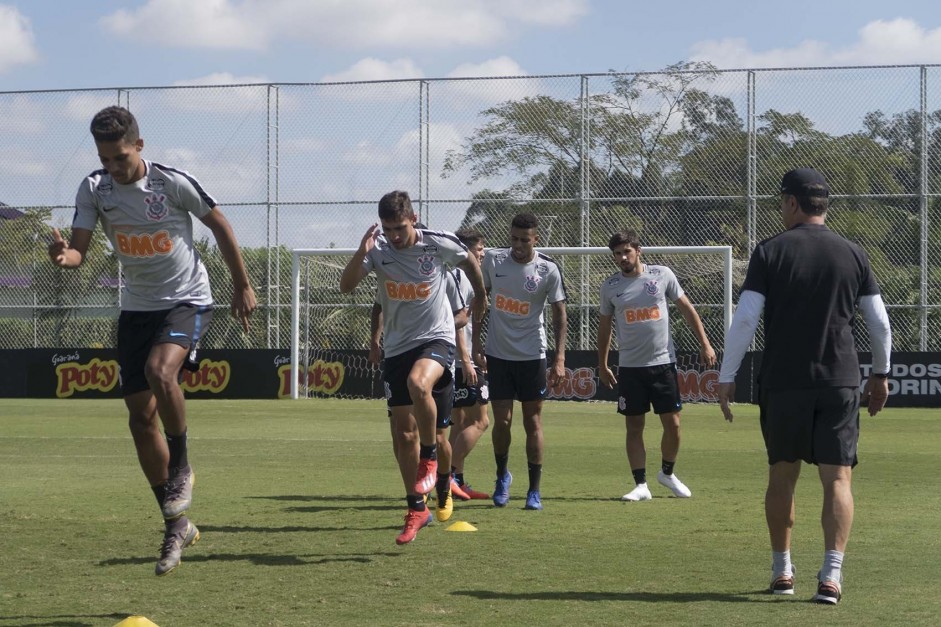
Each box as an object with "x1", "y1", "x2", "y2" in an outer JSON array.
[
  {"x1": 657, "y1": 470, "x2": 692, "y2": 498},
  {"x1": 621, "y1": 483, "x2": 652, "y2": 502}
]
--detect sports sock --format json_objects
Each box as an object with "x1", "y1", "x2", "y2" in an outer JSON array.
[
  {"x1": 631, "y1": 468, "x2": 646, "y2": 485},
  {"x1": 453, "y1": 471, "x2": 465, "y2": 486},
  {"x1": 436, "y1": 472, "x2": 450, "y2": 496},
  {"x1": 528, "y1": 463, "x2": 542, "y2": 492},
  {"x1": 406, "y1": 494, "x2": 427, "y2": 511},
  {"x1": 820, "y1": 550, "x2": 844, "y2": 582},
  {"x1": 495, "y1": 453, "x2": 509, "y2": 476},
  {"x1": 152, "y1": 483, "x2": 167, "y2": 509},
  {"x1": 166, "y1": 430, "x2": 188, "y2": 472},
  {"x1": 661, "y1": 459, "x2": 676, "y2": 476},
  {"x1": 419, "y1": 444, "x2": 436, "y2": 460},
  {"x1": 772, "y1": 550, "x2": 793, "y2": 577}
]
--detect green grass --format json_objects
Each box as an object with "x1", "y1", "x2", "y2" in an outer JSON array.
[{"x1": 1, "y1": 399, "x2": 940, "y2": 626}]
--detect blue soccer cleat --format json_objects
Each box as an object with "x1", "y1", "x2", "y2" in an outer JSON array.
[
  {"x1": 524, "y1": 489, "x2": 543, "y2": 511},
  {"x1": 492, "y1": 470, "x2": 512, "y2": 507}
]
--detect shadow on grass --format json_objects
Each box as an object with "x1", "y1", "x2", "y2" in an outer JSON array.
[
  {"x1": 0, "y1": 614, "x2": 125, "y2": 627},
  {"x1": 98, "y1": 551, "x2": 403, "y2": 568},
  {"x1": 452, "y1": 589, "x2": 767, "y2": 603},
  {"x1": 247, "y1": 494, "x2": 398, "y2": 502},
  {"x1": 198, "y1": 523, "x2": 398, "y2": 533},
  {"x1": 246, "y1": 494, "x2": 408, "y2": 513}
]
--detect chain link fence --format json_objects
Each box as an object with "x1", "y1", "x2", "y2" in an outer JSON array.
[{"x1": 2, "y1": 63, "x2": 940, "y2": 352}]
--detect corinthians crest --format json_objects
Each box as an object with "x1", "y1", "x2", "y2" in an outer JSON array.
[
  {"x1": 523, "y1": 274, "x2": 541, "y2": 293},
  {"x1": 644, "y1": 280, "x2": 659, "y2": 296},
  {"x1": 144, "y1": 194, "x2": 169, "y2": 221},
  {"x1": 417, "y1": 254, "x2": 435, "y2": 276}
]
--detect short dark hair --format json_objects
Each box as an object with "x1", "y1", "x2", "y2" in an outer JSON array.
[
  {"x1": 510, "y1": 212, "x2": 538, "y2": 230},
  {"x1": 378, "y1": 190, "x2": 415, "y2": 221},
  {"x1": 455, "y1": 228, "x2": 484, "y2": 248},
  {"x1": 795, "y1": 195, "x2": 828, "y2": 217},
  {"x1": 90, "y1": 106, "x2": 139, "y2": 143},
  {"x1": 607, "y1": 229, "x2": 642, "y2": 252},
  {"x1": 780, "y1": 167, "x2": 829, "y2": 216}
]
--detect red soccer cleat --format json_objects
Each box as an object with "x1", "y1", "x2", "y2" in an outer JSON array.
[
  {"x1": 395, "y1": 507, "x2": 431, "y2": 545},
  {"x1": 461, "y1": 483, "x2": 491, "y2": 500},
  {"x1": 450, "y1": 478, "x2": 471, "y2": 501},
  {"x1": 414, "y1": 458, "x2": 438, "y2": 495}
]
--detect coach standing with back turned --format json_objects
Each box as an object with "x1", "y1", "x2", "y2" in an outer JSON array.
[{"x1": 717, "y1": 167, "x2": 892, "y2": 605}]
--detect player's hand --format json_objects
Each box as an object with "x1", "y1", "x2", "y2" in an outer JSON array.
[
  {"x1": 718, "y1": 382, "x2": 735, "y2": 422},
  {"x1": 547, "y1": 359, "x2": 565, "y2": 388},
  {"x1": 367, "y1": 342, "x2": 382, "y2": 367},
  {"x1": 231, "y1": 285, "x2": 257, "y2": 333},
  {"x1": 359, "y1": 223, "x2": 380, "y2": 254},
  {"x1": 598, "y1": 365, "x2": 617, "y2": 389},
  {"x1": 861, "y1": 375, "x2": 889, "y2": 416},
  {"x1": 700, "y1": 344, "x2": 717, "y2": 367},
  {"x1": 48, "y1": 228, "x2": 70, "y2": 266},
  {"x1": 461, "y1": 361, "x2": 477, "y2": 387},
  {"x1": 473, "y1": 343, "x2": 487, "y2": 374}
]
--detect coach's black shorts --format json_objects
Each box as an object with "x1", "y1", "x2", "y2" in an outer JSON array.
[
  {"x1": 118, "y1": 304, "x2": 214, "y2": 396},
  {"x1": 453, "y1": 366, "x2": 489, "y2": 408},
  {"x1": 486, "y1": 355, "x2": 547, "y2": 402},
  {"x1": 616, "y1": 363, "x2": 682, "y2": 416},
  {"x1": 759, "y1": 387, "x2": 860, "y2": 467},
  {"x1": 383, "y1": 339, "x2": 454, "y2": 417}
]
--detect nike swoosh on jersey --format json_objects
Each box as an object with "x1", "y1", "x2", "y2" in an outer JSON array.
[
  {"x1": 381, "y1": 260, "x2": 395, "y2": 265},
  {"x1": 495, "y1": 273, "x2": 507, "y2": 277}
]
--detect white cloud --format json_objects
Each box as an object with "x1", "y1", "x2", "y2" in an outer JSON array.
[
  {"x1": 0, "y1": 95, "x2": 44, "y2": 134},
  {"x1": 173, "y1": 72, "x2": 270, "y2": 86},
  {"x1": 99, "y1": 0, "x2": 587, "y2": 51},
  {"x1": 321, "y1": 58, "x2": 424, "y2": 83},
  {"x1": 447, "y1": 56, "x2": 527, "y2": 79},
  {"x1": 64, "y1": 93, "x2": 121, "y2": 121},
  {"x1": 0, "y1": 4, "x2": 39, "y2": 72},
  {"x1": 690, "y1": 18, "x2": 941, "y2": 69},
  {"x1": 165, "y1": 73, "x2": 273, "y2": 113}
]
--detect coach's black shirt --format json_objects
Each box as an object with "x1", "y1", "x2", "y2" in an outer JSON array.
[{"x1": 742, "y1": 223, "x2": 880, "y2": 390}]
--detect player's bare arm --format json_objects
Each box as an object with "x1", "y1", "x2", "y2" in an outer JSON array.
[
  {"x1": 453, "y1": 312, "x2": 478, "y2": 387},
  {"x1": 339, "y1": 224, "x2": 379, "y2": 293},
  {"x1": 676, "y1": 295, "x2": 717, "y2": 367},
  {"x1": 368, "y1": 302, "x2": 383, "y2": 366},
  {"x1": 596, "y1": 313, "x2": 618, "y2": 389},
  {"x1": 457, "y1": 255, "x2": 488, "y2": 324},
  {"x1": 200, "y1": 208, "x2": 257, "y2": 333},
  {"x1": 48, "y1": 227, "x2": 93, "y2": 268},
  {"x1": 548, "y1": 300, "x2": 567, "y2": 386}
]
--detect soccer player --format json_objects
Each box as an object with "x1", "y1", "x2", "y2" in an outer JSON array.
[
  {"x1": 476, "y1": 212, "x2": 567, "y2": 510},
  {"x1": 340, "y1": 191, "x2": 486, "y2": 544},
  {"x1": 369, "y1": 268, "x2": 469, "y2": 523},
  {"x1": 717, "y1": 168, "x2": 891, "y2": 604},
  {"x1": 448, "y1": 229, "x2": 491, "y2": 501},
  {"x1": 597, "y1": 230, "x2": 716, "y2": 502},
  {"x1": 47, "y1": 106, "x2": 256, "y2": 576}
]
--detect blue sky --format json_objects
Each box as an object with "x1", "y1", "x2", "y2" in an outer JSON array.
[{"x1": 2, "y1": 0, "x2": 941, "y2": 91}]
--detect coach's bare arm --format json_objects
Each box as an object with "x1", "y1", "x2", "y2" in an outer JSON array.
[{"x1": 340, "y1": 224, "x2": 379, "y2": 293}]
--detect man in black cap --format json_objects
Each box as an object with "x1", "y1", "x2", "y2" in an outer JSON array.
[{"x1": 716, "y1": 167, "x2": 892, "y2": 605}]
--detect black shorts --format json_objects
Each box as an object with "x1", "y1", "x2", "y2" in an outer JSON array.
[
  {"x1": 383, "y1": 339, "x2": 455, "y2": 426},
  {"x1": 486, "y1": 355, "x2": 547, "y2": 402},
  {"x1": 616, "y1": 363, "x2": 682, "y2": 416},
  {"x1": 453, "y1": 366, "x2": 489, "y2": 408},
  {"x1": 759, "y1": 387, "x2": 860, "y2": 467},
  {"x1": 118, "y1": 304, "x2": 213, "y2": 396}
]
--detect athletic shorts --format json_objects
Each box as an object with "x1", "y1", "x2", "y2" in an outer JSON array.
[
  {"x1": 383, "y1": 339, "x2": 455, "y2": 427},
  {"x1": 486, "y1": 355, "x2": 547, "y2": 402},
  {"x1": 453, "y1": 366, "x2": 489, "y2": 408},
  {"x1": 118, "y1": 304, "x2": 214, "y2": 396},
  {"x1": 616, "y1": 363, "x2": 682, "y2": 416},
  {"x1": 385, "y1": 373, "x2": 453, "y2": 429},
  {"x1": 759, "y1": 387, "x2": 860, "y2": 467}
]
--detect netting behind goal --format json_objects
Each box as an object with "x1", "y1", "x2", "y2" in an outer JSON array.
[{"x1": 289, "y1": 246, "x2": 733, "y2": 400}]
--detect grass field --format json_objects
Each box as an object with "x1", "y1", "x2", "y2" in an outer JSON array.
[{"x1": 2, "y1": 399, "x2": 940, "y2": 626}]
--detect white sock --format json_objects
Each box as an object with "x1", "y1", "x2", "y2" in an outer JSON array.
[
  {"x1": 821, "y1": 550, "x2": 844, "y2": 582},
  {"x1": 772, "y1": 550, "x2": 792, "y2": 577}
]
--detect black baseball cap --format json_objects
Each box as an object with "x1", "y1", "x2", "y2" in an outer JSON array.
[{"x1": 780, "y1": 168, "x2": 829, "y2": 197}]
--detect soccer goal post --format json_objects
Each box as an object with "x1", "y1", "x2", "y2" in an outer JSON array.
[{"x1": 290, "y1": 246, "x2": 733, "y2": 400}]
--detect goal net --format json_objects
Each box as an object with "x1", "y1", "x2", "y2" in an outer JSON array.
[{"x1": 289, "y1": 246, "x2": 734, "y2": 400}]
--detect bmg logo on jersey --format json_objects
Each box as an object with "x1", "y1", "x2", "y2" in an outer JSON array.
[
  {"x1": 523, "y1": 274, "x2": 541, "y2": 293},
  {"x1": 116, "y1": 230, "x2": 173, "y2": 257},
  {"x1": 384, "y1": 280, "x2": 432, "y2": 301},
  {"x1": 623, "y1": 305, "x2": 660, "y2": 324},
  {"x1": 144, "y1": 193, "x2": 169, "y2": 221},
  {"x1": 495, "y1": 294, "x2": 530, "y2": 315},
  {"x1": 417, "y1": 254, "x2": 436, "y2": 276}
]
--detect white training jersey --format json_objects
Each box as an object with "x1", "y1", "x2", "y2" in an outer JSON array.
[
  {"x1": 72, "y1": 160, "x2": 214, "y2": 311},
  {"x1": 363, "y1": 229, "x2": 469, "y2": 358},
  {"x1": 482, "y1": 248, "x2": 566, "y2": 361},
  {"x1": 599, "y1": 265, "x2": 683, "y2": 367}
]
